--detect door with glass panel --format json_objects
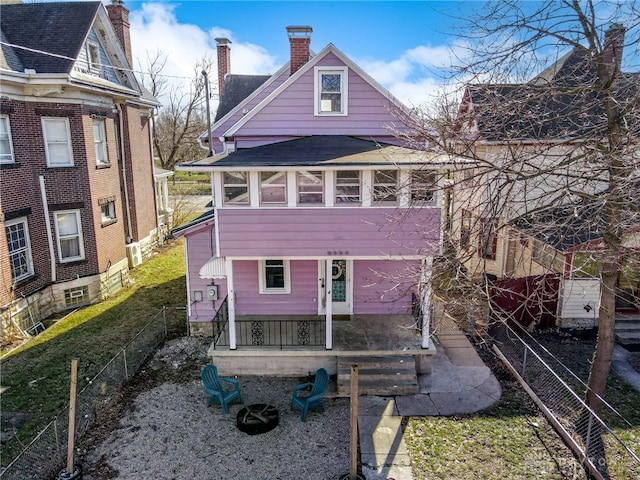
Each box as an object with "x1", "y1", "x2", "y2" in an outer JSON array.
[{"x1": 319, "y1": 259, "x2": 352, "y2": 314}]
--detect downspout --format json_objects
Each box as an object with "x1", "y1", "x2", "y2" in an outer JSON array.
[
  {"x1": 116, "y1": 103, "x2": 133, "y2": 242},
  {"x1": 38, "y1": 176, "x2": 56, "y2": 282}
]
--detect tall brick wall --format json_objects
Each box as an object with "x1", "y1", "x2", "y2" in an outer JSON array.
[
  {"x1": 121, "y1": 104, "x2": 158, "y2": 244},
  {"x1": 0, "y1": 99, "x2": 136, "y2": 308}
]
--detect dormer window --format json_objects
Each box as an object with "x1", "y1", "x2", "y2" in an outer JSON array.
[{"x1": 314, "y1": 67, "x2": 348, "y2": 116}]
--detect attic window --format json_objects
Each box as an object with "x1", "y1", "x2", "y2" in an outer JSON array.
[
  {"x1": 314, "y1": 67, "x2": 348, "y2": 116},
  {"x1": 87, "y1": 42, "x2": 100, "y2": 72}
]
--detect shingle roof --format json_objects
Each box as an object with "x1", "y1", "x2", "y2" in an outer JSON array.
[
  {"x1": 465, "y1": 48, "x2": 638, "y2": 141},
  {"x1": 0, "y1": 1, "x2": 101, "y2": 74},
  {"x1": 513, "y1": 188, "x2": 640, "y2": 251},
  {"x1": 214, "y1": 74, "x2": 272, "y2": 122},
  {"x1": 203, "y1": 136, "x2": 391, "y2": 167}
]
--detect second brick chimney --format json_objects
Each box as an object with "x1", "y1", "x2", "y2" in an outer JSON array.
[
  {"x1": 106, "y1": 0, "x2": 133, "y2": 67},
  {"x1": 603, "y1": 23, "x2": 625, "y2": 79},
  {"x1": 286, "y1": 26, "x2": 312, "y2": 75},
  {"x1": 216, "y1": 38, "x2": 232, "y2": 96}
]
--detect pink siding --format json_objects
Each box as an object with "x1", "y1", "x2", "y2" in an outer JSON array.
[
  {"x1": 210, "y1": 70, "x2": 289, "y2": 153},
  {"x1": 353, "y1": 260, "x2": 419, "y2": 315},
  {"x1": 218, "y1": 207, "x2": 441, "y2": 257},
  {"x1": 234, "y1": 260, "x2": 319, "y2": 315},
  {"x1": 233, "y1": 53, "x2": 403, "y2": 138},
  {"x1": 185, "y1": 226, "x2": 229, "y2": 323}
]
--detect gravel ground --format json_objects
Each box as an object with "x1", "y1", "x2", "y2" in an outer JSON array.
[{"x1": 79, "y1": 338, "x2": 352, "y2": 480}]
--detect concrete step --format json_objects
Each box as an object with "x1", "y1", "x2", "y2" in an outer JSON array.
[
  {"x1": 615, "y1": 320, "x2": 640, "y2": 331},
  {"x1": 615, "y1": 331, "x2": 640, "y2": 347},
  {"x1": 337, "y1": 356, "x2": 418, "y2": 396}
]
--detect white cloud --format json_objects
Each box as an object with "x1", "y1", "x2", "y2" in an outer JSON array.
[{"x1": 129, "y1": 2, "x2": 278, "y2": 101}]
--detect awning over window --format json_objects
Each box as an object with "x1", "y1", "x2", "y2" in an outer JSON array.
[{"x1": 199, "y1": 256, "x2": 227, "y2": 279}]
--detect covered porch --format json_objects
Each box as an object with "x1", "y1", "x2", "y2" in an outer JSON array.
[{"x1": 206, "y1": 312, "x2": 436, "y2": 395}]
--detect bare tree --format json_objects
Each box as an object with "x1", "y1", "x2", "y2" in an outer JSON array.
[
  {"x1": 139, "y1": 52, "x2": 214, "y2": 170},
  {"x1": 399, "y1": 0, "x2": 639, "y2": 420}
]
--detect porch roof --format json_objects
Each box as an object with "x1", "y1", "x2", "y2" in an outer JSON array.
[{"x1": 182, "y1": 136, "x2": 453, "y2": 169}]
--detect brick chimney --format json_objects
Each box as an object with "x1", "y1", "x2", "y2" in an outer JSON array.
[
  {"x1": 215, "y1": 38, "x2": 231, "y2": 96},
  {"x1": 603, "y1": 23, "x2": 625, "y2": 79},
  {"x1": 106, "y1": 0, "x2": 133, "y2": 67},
  {"x1": 286, "y1": 26, "x2": 312, "y2": 75}
]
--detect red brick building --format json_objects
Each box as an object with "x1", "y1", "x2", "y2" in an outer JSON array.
[{"x1": 0, "y1": 1, "x2": 161, "y2": 337}]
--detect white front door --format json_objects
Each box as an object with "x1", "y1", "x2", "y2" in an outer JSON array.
[{"x1": 319, "y1": 259, "x2": 352, "y2": 315}]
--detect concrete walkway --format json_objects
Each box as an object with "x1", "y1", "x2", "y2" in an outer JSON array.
[{"x1": 357, "y1": 327, "x2": 502, "y2": 480}]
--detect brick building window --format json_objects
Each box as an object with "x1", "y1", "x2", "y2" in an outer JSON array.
[
  {"x1": 54, "y1": 210, "x2": 85, "y2": 262},
  {"x1": 0, "y1": 115, "x2": 14, "y2": 164},
  {"x1": 99, "y1": 196, "x2": 117, "y2": 226},
  {"x1": 93, "y1": 119, "x2": 109, "y2": 165},
  {"x1": 42, "y1": 117, "x2": 73, "y2": 167},
  {"x1": 5, "y1": 217, "x2": 34, "y2": 282}
]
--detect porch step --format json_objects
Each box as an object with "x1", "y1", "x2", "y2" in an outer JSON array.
[
  {"x1": 336, "y1": 355, "x2": 418, "y2": 397},
  {"x1": 615, "y1": 319, "x2": 640, "y2": 346}
]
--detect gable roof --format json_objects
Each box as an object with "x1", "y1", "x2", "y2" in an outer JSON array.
[
  {"x1": 513, "y1": 188, "x2": 640, "y2": 251},
  {"x1": 461, "y1": 47, "x2": 638, "y2": 141},
  {"x1": 224, "y1": 43, "x2": 408, "y2": 138},
  {"x1": 0, "y1": 1, "x2": 101, "y2": 74},
  {"x1": 214, "y1": 74, "x2": 272, "y2": 122}
]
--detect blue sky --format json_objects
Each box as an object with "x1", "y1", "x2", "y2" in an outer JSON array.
[
  {"x1": 120, "y1": 1, "x2": 637, "y2": 107},
  {"x1": 126, "y1": 1, "x2": 485, "y2": 106}
]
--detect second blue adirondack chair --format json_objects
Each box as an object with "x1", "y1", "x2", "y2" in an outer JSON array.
[
  {"x1": 201, "y1": 364, "x2": 242, "y2": 414},
  {"x1": 291, "y1": 368, "x2": 329, "y2": 422}
]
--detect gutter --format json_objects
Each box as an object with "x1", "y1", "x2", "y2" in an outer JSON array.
[
  {"x1": 38, "y1": 176, "x2": 57, "y2": 282},
  {"x1": 116, "y1": 103, "x2": 134, "y2": 242}
]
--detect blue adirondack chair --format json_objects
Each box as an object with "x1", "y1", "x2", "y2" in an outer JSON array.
[
  {"x1": 291, "y1": 368, "x2": 329, "y2": 422},
  {"x1": 201, "y1": 364, "x2": 242, "y2": 414}
]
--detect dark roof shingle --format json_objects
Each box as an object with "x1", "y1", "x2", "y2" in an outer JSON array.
[{"x1": 0, "y1": 1, "x2": 101, "y2": 74}]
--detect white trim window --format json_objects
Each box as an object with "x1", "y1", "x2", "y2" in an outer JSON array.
[
  {"x1": 99, "y1": 197, "x2": 117, "y2": 225},
  {"x1": 42, "y1": 117, "x2": 73, "y2": 167},
  {"x1": 223, "y1": 171, "x2": 249, "y2": 205},
  {"x1": 0, "y1": 114, "x2": 14, "y2": 164},
  {"x1": 297, "y1": 171, "x2": 324, "y2": 205},
  {"x1": 335, "y1": 170, "x2": 361, "y2": 204},
  {"x1": 260, "y1": 171, "x2": 287, "y2": 205},
  {"x1": 54, "y1": 210, "x2": 85, "y2": 262},
  {"x1": 259, "y1": 259, "x2": 291, "y2": 294},
  {"x1": 93, "y1": 118, "x2": 109, "y2": 165},
  {"x1": 373, "y1": 170, "x2": 399, "y2": 204},
  {"x1": 87, "y1": 41, "x2": 100, "y2": 73},
  {"x1": 410, "y1": 170, "x2": 436, "y2": 203},
  {"x1": 5, "y1": 218, "x2": 34, "y2": 282},
  {"x1": 314, "y1": 66, "x2": 348, "y2": 115}
]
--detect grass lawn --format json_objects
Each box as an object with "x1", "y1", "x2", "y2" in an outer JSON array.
[
  {"x1": 3, "y1": 240, "x2": 639, "y2": 478},
  {"x1": 0, "y1": 240, "x2": 187, "y2": 459},
  {"x1": 405, "y1": 347, "x2": 585, "y2": 479}
]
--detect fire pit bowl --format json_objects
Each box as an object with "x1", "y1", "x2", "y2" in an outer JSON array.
[{"x1": 236, "y1": 404, "x2": 279, "y2": 435}]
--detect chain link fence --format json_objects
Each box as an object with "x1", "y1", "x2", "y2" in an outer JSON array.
[
  {"x1": 0, "y1": 306, "x2": 186, "y2": 480},
  {"x1": 493, "y1": 321, "x2": 640, "y2": 480}
]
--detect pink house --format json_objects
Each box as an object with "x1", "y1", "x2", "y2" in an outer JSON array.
[{"x1": 173, "y1": 27, "x2": 450, "y2": 389}]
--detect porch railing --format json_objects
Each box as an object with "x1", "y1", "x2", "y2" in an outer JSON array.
[
  {"x1": 213, "y1": 316, "x2": 326, "y2": 350},
  {"x1": 211, "y1": 296, "x2": 228, "y2": 347}
]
